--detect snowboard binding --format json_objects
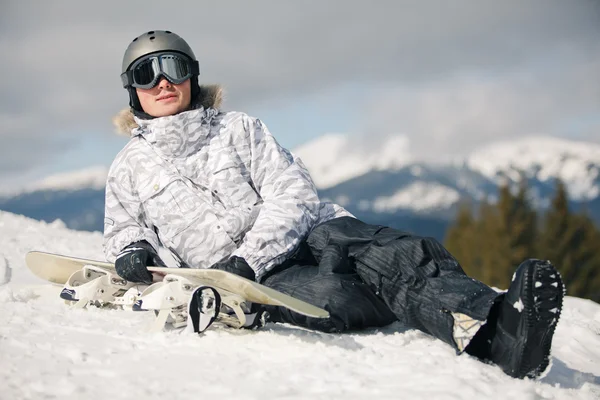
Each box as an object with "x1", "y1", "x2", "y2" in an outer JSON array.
[
  {"x1": 61, "y1": 266, "x2": 268, "y2": 333},
  {"x1": 60, "y1": 265, "x2": 146, "y2": 308},
  {"x1": 133, "y1": 273, "x2": 268, "y2": 332}
]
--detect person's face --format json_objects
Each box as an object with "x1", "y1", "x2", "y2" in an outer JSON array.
[{"x1": 136, "y1": 78, "x2": 191, "y2": 117}]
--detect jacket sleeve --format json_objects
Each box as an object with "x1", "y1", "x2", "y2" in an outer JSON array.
[
  {"x1": 230, "y1": 116, "x2": 321, "y2": 278},
  {"x1": 103, "y1": 164, "x2": 161, "y2": 262}
]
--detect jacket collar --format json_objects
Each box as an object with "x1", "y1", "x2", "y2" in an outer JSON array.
[
  {"x1": 112, "y1": 84, "x2": 224, "y2": 137},
  {"x1": 133, "y1": 106, "x2": 220, "y2": 158}
]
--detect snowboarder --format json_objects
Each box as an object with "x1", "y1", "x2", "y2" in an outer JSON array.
[{"x1": 105, "y1": 30, "x2": 564, "y2": 379}]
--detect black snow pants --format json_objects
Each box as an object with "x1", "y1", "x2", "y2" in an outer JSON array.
[{"x1": 261, "y1": 217, "x2": 500, "y2": 352}]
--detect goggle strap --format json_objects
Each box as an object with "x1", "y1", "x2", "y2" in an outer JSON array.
[
  {"x1": 121, "y1": 70, "x2": 134, "y2": 88},
  {"x1": 190, "y1": 60, "x2": 200, "y2": 76}
]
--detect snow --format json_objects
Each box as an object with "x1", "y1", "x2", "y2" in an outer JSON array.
[
  {"x1": 466, "y1": 136, "x2": 600, "y2": 201},
  {"x1": 0, "y1": 254, "x2": 11, "y2": 285},
  {"x1": 1, "y1": 210, "x2": 599, "y2": 400},
  {"x1": 513, "y1": 299, "x2": 524, "y2": 313},
  {"x1": 293, "y1": 133, "x2": 412, "y2": 189},
  {"x1": 0, "y1": 166, "x2": 108, "y2": 197},
  {"x1": 293, "y1": 134, "x2": 600, "y2": 211},
  {"x1": 359, "y1": 182, "x2": 460, "y2": 213}
]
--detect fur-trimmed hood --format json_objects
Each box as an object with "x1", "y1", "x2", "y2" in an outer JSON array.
[{"x1": 112, "y1": 84, "x2": 224, "y2": 136}]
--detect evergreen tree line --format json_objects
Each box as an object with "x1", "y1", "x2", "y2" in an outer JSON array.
[{"x1": 444, "y1": 179, "x2": 600, "y2": 303}]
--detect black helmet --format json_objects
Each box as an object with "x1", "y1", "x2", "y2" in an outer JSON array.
[{"x1": 121, "y1": 30, "x2": 200, "y2": 114}]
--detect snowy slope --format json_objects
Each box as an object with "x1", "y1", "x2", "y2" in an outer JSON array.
[{"x1": 1, "y1": 211, "x2": 599, "y2": 400}]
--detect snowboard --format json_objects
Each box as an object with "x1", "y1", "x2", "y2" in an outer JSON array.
[{"x1": 25, "y1": 251, "x2": 329, "y2": 319}]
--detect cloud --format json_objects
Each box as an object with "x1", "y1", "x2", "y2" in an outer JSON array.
[
  {"x1": 1, "y1": 0, "x2": 599, "y2": 181},
  {"x1": 358, "y1": 46, "x2": 600, "y2": 161}
]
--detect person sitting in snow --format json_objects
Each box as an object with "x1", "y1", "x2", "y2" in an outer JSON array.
[{"x1": 105, "y1": 30, "x2": 564, "y2": 379}]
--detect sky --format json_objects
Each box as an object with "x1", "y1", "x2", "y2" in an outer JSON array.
[{"x1": 1, "y1": 0, "x2": 599, "y2": 190}]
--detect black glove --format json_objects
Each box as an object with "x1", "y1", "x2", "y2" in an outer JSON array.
[
  {"x1": 115, "y1": 241, "x2": 166, "y2": 284},
  {"x1": 211, "y1": 256, "x2": 256, "y2": 281}
]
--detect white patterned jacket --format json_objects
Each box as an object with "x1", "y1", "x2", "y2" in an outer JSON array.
[{"x1": 105, "y1": 86, "x2": 352, "y2": 279}]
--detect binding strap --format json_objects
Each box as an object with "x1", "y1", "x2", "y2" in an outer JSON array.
[{"x1": 187, "y1": 286, "x2": 222, "y2": 333}]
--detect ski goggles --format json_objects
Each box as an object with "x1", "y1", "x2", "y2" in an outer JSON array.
[{"x1": 121, "y1": 52, "x2": 200, "y2": 89}]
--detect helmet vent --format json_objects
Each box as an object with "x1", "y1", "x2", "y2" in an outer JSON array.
[
  {"x1": 166, "y1": 31, "x2": 172, "y2": 34},
  {"x1": 149, "y1": 36, "x2": 155, "y2": 41},
  {"x1": 132, "y1": 38, "x2": 138, "y2": 42},
  {"x1": 148, "y1": 31, "x2": 155, "y2": 35}
]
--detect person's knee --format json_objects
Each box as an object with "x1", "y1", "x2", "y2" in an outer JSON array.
[{"x1": 319, "y1": 274, "x2": 396, "y2": 331}]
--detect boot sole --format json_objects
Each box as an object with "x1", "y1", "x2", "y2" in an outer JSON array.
[{"x1": 517, "y1": 260, "x2": 564, "y2": 379}]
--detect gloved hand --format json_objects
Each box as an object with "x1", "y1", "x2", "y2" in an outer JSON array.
[
  {"x1": 211, "y1": 256, "x2": 256, "y2": 281},
  {"x1": 115, "y1": 241, "x2": 166, "y2": 284}
]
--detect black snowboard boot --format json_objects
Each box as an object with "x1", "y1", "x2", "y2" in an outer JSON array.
[{"x1": 489, "y1": 259, "x2": 564, "y2": 379}]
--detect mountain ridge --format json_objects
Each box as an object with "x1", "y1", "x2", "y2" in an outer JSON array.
[{"x1": 1, "y1": 135, "x2": 599, "y2": 238}]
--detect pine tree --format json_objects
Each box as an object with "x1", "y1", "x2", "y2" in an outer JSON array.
[
  {"x1": 476, "y1": 196, "x2": 512, "y2": 289},
  {"x1": 445, "y1": 179, "x2": 537, "y2": 290},
  {"x1": 487, "y1": 184, "x2": 524, "y2": 289},
  {"x1": 540, "y1": 180, "x2": 570, "y2": 268},
  {"x1": 444, "y1": 201, "x2": 478, "y2": 276},
  {"x1": 562, "y1": 213, "x2": 600, "y2": 301},
  {"x1": 507, "y1": 180, "x2": 538, "y2": 266},
  {"x1": 576, "y1": 218, "x2": 600, "y2": 303},
  {"x1": 446, "y1": 177, "x2": 599, "y2": 303},
  {"x1": 539, "y1": 179, "x2": 600, "y2": 302}
]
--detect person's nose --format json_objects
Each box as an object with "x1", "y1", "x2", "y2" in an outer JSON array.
[{"x1": 157, "y1": 77, "x2": 171, "y2": 89}]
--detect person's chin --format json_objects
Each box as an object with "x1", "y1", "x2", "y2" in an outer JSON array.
[{"x1": 155, "y1": 103, "x2": 182, "y2": 117}]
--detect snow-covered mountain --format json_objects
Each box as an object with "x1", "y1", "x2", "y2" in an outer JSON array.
[
  {"x1": 293, "y1": 133, "x2": 413, "y2": 189},
  {"x1": 0, "y1": 167, "x2": 109, "y2": 232},
  {"x1": 1, "y1": 210, "x2": 599, "y2": 399},
  {"x1": 1, "y1": 135, "x2": 599, "y2": 238},
  {"x1": 465, "y1": 136, "x2": 600, "y2": 201},
  {"x1": 295, "y1": 135, "x2": 600, "y2": 199},
  {"x1": 0, "y1": 166, "x2": 108, "y2": 198},
  {"x1": 295, "y1": 135, "x2": 600, "y2": 224}
]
